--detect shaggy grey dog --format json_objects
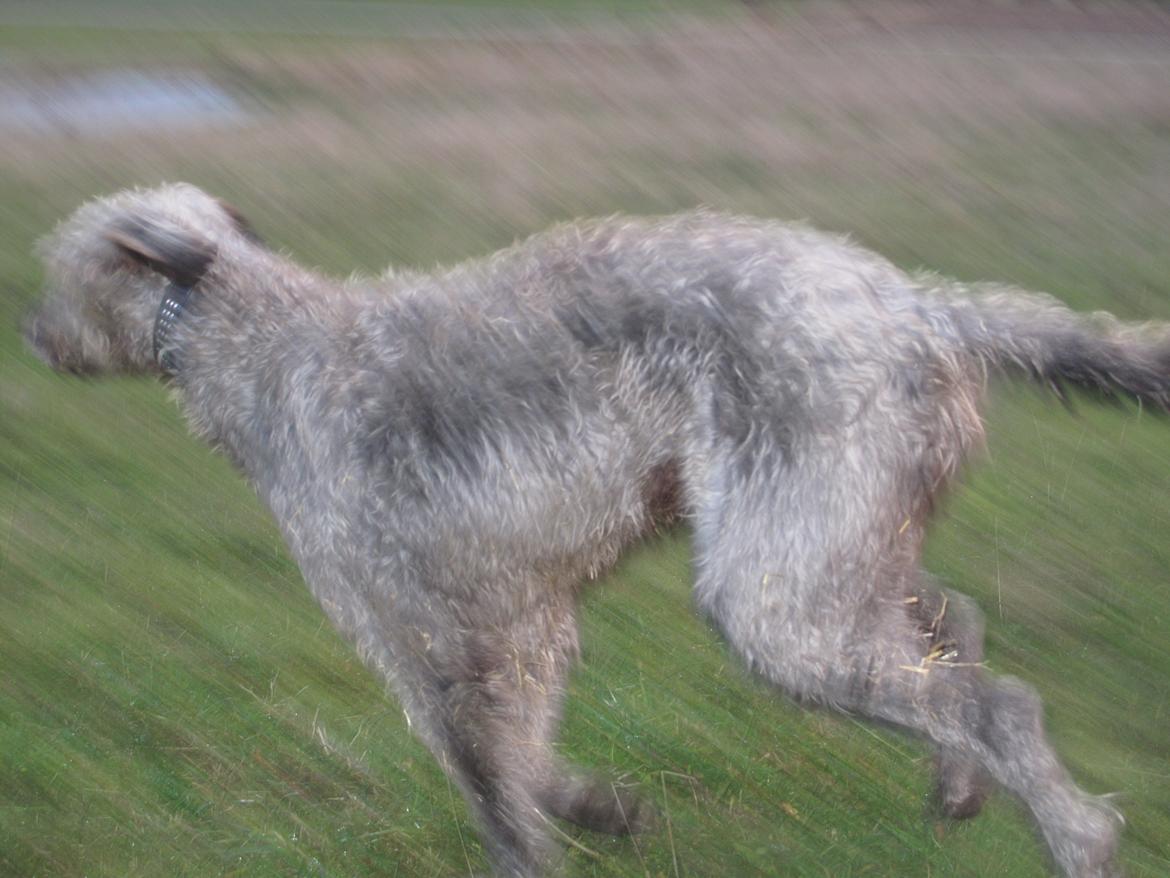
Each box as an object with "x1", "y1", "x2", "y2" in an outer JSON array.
[{"x1": 26, "y1": 184, "x2": 1170, "y2": 877}]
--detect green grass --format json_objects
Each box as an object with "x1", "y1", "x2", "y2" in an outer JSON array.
[{"x1": 2, "y1": 6, "x2": 1170, "y2": 876}]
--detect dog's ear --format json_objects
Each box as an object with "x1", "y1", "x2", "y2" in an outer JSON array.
[
  {"x1": 106, "y1": 216, "x2": 217, "y2": 287},
  {"x1": 216, "y1": 198, "x2": 266, "y2": 246}
]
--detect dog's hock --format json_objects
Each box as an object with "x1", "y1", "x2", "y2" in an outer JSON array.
[{"x1": 106, "y1": 215, "x2": 217, "y2": 288}]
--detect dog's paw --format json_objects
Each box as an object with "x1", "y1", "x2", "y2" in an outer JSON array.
[{"x1": 1048, "y1": 793, "x2": 1124, "y2": 878}]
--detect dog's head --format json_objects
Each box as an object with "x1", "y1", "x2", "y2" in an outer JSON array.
[{"x1": 24, "y1": 183, "x2": 262, "y2": 375}]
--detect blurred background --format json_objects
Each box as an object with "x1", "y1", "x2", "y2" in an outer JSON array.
[{"x1": 2, "y1": 2, "x2": 1169, "y2": 875}]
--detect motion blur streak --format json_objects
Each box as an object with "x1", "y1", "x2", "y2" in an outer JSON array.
[{"x1": 1, "y1": 3, "x2": 1168, "y2": 877}]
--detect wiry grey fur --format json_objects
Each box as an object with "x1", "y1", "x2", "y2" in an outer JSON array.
[{"x1": 26, "y1": 184, "x2": 1170, "y2": 878}]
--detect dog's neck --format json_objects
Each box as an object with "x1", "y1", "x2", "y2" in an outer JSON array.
[
  {"x1": 153, "y1": 281, "x2": 197, "y2": 374},
  {"x1": 166, "y1": 265, "x2": 338, "y2": 487}
]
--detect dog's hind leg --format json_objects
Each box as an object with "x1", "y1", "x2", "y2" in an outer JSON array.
[
  {"x1": 906, "y1": 583, "x2": 992, "y2": 820},
  {"x1": 709, "y1": 572, "x2": 1119, "y2": 875},
  {"x1": 690, "y1": 439, "x2": 1119, "y2": 877},
  {"x1": 855, "y1": 605, "x2": 1121, "y2": 878}
]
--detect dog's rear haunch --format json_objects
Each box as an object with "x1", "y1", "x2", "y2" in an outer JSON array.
[{"x1": 28, "y1": 184, "x2": 1170, "y2": 877}]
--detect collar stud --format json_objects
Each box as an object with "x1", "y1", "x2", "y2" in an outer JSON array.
[{"x1": 152, "y1": 282, "x2": 195, "y2": 374}]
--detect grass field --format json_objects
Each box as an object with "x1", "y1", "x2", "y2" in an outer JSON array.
[{"x1": 2, "y1": 3, "x2": 1170, "y2": 876}]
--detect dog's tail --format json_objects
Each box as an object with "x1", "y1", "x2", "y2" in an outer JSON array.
[{"x1": 937, "y1": 282, "x2": 1170, "y2": 411}]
